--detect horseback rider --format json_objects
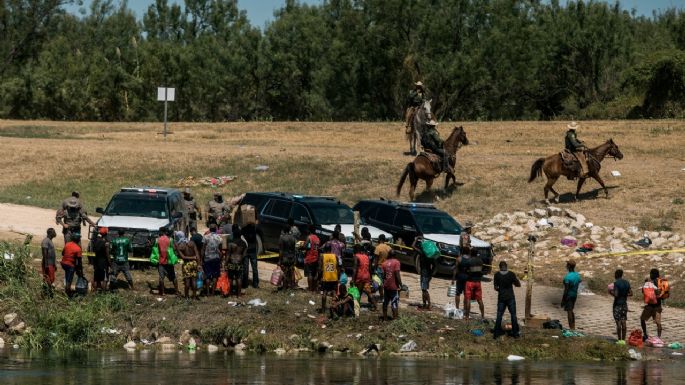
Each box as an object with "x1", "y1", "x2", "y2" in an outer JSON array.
[
  {"x1": 421, "y1": 119, "x2": 453, "y2": 174},
  {"x1": 564, "y1": 121, "x2": 589, "y2": 178},
  {"x1": 405, "y1": 81, "x2": 427, "y2": 132}
]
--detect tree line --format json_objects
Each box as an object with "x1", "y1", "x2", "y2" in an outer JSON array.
[{"x1": 1, "y1": 0, "x2": 684, "y2": 122}]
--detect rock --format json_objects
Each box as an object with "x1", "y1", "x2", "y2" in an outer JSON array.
[
  {"x1": 591, "y1": 226, "x2": 604, "y2": 235},
  {"x1": 123, "y1": 341, "x2": 137, "y2": 350},
  {"x1": 564, "y1": 208, "x2": 578, "y2": 219},
  {"x1": 652, "y1": 238, "x2": 668, "y2": 248},
  {"x1": 318, "y1": 341, "x2": 333, "y2": 352},
  {"x1": 627, "y1": 226, "x2": 639, "y2": 235},
  {"x1": 506, "y1": 225, "x2": 524, "y2": 234},
  {"x1": 491, "y1": 235, "x2": 506, "y2": 244},
  {"x1": 155, "y1": 336, "x2": 172, "y2": 344},
  {"x1": 234, "y1": 343, "x2": 247, "y2": 351},
  {"x1": 532, "y1": 209, "x2": 548, "y2": 219},
  {"x1": 160, "y1": 343, "x2": 177, "y2": 352},
  {"x1": 547, "y1": 206, "x2": 563, "y2": 217},
  {"x1": 4, "y1": 313, "x2": 17, "y2": 327},
  {"x1": 274, "y1": 348, "x2": 287, "y2": 355},
  {"x1": 207, "y1": 344, "x2": 219, "y2": 352},
  {"x1": 179, "y1": 330, "x2": 191, "y2": 345},
  {"x1": 659, "y1": 231, "x2": 673, "y2": 239},
  {"x1": 9, "y1": 322, "x2": 25, "y2": 334},
  {"x1": 669, "y1": 235, "x2": 681, "y2": 243},
  {"x1": 486, "y1": 227, "x2": 500, "y2": 236}
]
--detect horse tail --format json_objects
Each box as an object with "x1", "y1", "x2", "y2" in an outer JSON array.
[
  {"x1": 528, "y1": 158, "x2": 544, "y2": 183},
  {"x1": 397, "y1": 163, "x2": 413, "y2": 196}
]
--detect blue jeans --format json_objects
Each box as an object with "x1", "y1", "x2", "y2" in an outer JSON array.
[
  {"x1": 242, "y1": 249, "x2": 259, "y2": 288},
  {"x1": 494, "y1": 298, "x2": 520, "y2": 338}
]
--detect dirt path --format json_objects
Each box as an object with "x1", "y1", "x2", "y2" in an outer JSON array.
[{"x1": 2, "y1": 202, "x2": 684, "y2": 343}]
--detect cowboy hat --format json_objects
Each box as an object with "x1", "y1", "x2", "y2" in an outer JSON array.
[
  {"x1": 462, "y1": 221, "x2": 474, "y2": 229},
  {"x1": 414, "y1": 81, "x2": 424, "y2": 88},
  {"x1": 567, "y1": 121, "x2": 579, "y2": 130}
]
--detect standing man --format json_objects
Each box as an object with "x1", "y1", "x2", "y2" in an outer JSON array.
[
  {"x1": 413, "y1": 237, "x2": 438, "y2": 311},
  {"x1": 110, "y1": 229, "x2": 134, "y2": 290},
  {"x1": 464, "y1": 249, "x2": 485, "y2": 320},
  {"x1": 303, "y1": 225, "x2": 321, "y2": 292},
  {"x1": 61, "y1": 232, "x2": 83, "y2": 296},
  {"x1": 353, "y1": 243, "x2": 376, "y2": 310},
  {"x1": 320, "y1": 250, "x2": 339, "y2": 313},
  {"x1": 150, "y1": 228, "x2": 179, "y2": 296},
  {"x1": 91, "y1": 227, "x2": 110, "y2": 292},
  {"x1": 452, "y1": 222, "x2": 473, "y2": 311},
  {"x1": 493, "y1": 261, "x2": 521, "y2": 339},
  {"x1": 176, "y1": 230, "x2": 201, "y2": 299},
  {"x1": 405, "y1": 81, "x2": 427, "y2": 131},
  {"x1": 278, "y1": 225, "x2": 298, "y2": 290},
  {"x1": 374, "y1": 234, "x2": 391, "y2": 267},
  {"x1": 611, "y1": 269, "x2": 632, "y2": 343},
  {"x1": 202, "y1": 224, "x2": 223, "y2": 295},
  {"x1": 564, "y1": 121, "x2": 589, "y2": 178},
  {"x1": 641, "y1": 268, "x2": 664, "y2": 341},
  {"x1": 183, "y1": 188, "x2": 202, "y2": 233},
  {"x1": 241, "y1": 219, "x2": 259, "y2": 289},
  {"x1": 381, "y1": 250, "x2": 402, "y2": 321},
  {"x1": 41, "y1": 228, "x2": 58, "y2": 290},
  {"x1": 56, "y1": 191, "x2": 95, "y2": 244},
  {"x1": 561, "y1": 260, "x2": 582, "y2": 330},
  {"x1": 206, "y1": 192, "x2": 230, "y2": 227}
]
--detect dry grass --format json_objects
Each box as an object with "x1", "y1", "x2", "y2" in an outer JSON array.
[{"x1": 0, "y1": 119, "x2": 683, "y2": 233}]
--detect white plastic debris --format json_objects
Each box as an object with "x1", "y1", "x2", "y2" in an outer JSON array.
[
  {"x1": 255, "y1": 165, "x2": 269, "y2": 171},
  {"x1": 584, "y1": 222, "x2": 594, "y2": 228},
  {"x1": 443, "y1": 303, "x2": 464, "y2": 320},
  {"x1": 628, "y1": 349, "x2": 642, "y2": 360},
  {"x1": 507, "y1": 355, "x2": 525, "y2": 361},
  {"x1": 536, "y1": 218, "x2": 550, "y2": 227},
  {"x1": 672, "y1": 352, "x2": 683, "y2": 356},
  {"x1": 260, "y1": 329, "x2": 266, "y2": 335},
  {"x1": 400, "y1": 340, "x2": 417, "y2": 352},
  {"x1": 247, "y1": 298, "x2": 267, "y2": 307},
  {"x1": 3, "y1": 253, "x2": 14, "y2": 260},
  {"x1": 308, "y1": 300, "x2": 316, "y2": 306},
  {"x1": 611, "y1": 170, "x2": 621, "y2": 177}
]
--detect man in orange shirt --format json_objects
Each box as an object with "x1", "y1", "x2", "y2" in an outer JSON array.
[{"x1": 61, "y1": 232, "x2": 83, "y2": 296}]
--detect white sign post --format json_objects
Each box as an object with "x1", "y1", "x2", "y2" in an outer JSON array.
[{"x1": 157, "y1": 87, "x2": 175, "y2": 140}]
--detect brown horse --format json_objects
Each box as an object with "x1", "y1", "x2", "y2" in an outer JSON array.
[
  {"x1": 396, "y1": 126, "x2": 469, "y2": 201},
  {"x1": 528, "y1": 139, "x2": 624, "y2": 202}
]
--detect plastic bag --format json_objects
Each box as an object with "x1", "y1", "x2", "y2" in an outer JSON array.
[
  {"x1": 75, "y1": 276, "x2": 89, "y2": 295},
  {"x1": 628, "y1": 330, "x2": 643, "y2": 348},
  {"x1": 421, "y1": 240, "x2": 440, "y2": 259},
  {"x1": 196, "y1": 271, "x2": 204, "y2": 290},
  {"x1": 215, "y1": 272, "x2": 230, "y2": 296},
  {"x1": 443, "y1": 303, "x2": 463, "y2": 320},
  {"x1": 271, "y1": 267, "x2": 284, "y2": 286},
  {"x1": 294, "y1": 268, "x2": 303, "y2": 283}
]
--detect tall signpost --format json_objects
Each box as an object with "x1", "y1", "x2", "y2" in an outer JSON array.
[{"x1": 157, "y1": 87, "x2": 175, "y2": 140}]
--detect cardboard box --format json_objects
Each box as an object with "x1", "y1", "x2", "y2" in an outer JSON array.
[
  {"x1": 238, "y1": 205, "x2": 256, "y2": 227},
  {"x1": 524, "y1": 315, "x2": 550, "y2": 329}
]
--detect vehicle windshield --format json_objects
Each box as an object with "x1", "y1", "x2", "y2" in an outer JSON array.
[
  {"x1": 414, "y1": 211, "x2": 462, "y2": 234},
  {"x1": 308, "y1": 203, "x2": 355, "y2": 225},
  {"x1": 104, "y1": 195, "x2": 168, "y2": 219}
]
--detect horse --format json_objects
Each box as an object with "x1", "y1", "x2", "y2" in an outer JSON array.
[
  {"x1": 528, "y1": 139, "x2": 624, "y2": 203},
  {"x1": 406, "y1": 99, "x2": 433, "y2": 155},
  {"x1": 396, "y1": 126, "x2": 469, "y2": 201}
]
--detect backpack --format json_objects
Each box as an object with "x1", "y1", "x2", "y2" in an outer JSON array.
[
  {"x1": 657, "y1": 278, "x2": 670, "y2": 299},
  {"x1": 421, "y1": 239, "x2": 440, "y2": 259},
  {"x1": 628, "y1": 330, "x2": 643, "y2": 348},
  {"x1": 642, "y1": 281, "x2": 658, "y2": 305}
]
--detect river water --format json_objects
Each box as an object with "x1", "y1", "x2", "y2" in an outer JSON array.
[{"x1": 1, "y1": 349, "x2": 683, "y2": 384}]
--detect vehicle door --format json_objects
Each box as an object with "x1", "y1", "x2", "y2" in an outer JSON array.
[
  {"x1": 392, "y1": 208, "x2": 419, "y2": 266},
  {"x1": 260, "y1": 199, "x2": 293, "y2": 250},
  {"x1": 291, "y1": 203, "x2": 312, "y2": 241}
]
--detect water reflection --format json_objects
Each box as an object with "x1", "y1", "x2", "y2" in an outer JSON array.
[{"x1": 0, "y1": 349, "x2": 683, "y2": 384}]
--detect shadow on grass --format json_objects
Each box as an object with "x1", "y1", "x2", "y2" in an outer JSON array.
[{"x1": 557, "y1": 185, "x2": 620, "y2": 203}]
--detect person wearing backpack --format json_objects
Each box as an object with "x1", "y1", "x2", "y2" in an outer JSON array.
[
  {"x1": 610, "y1": 269, "x2": 633, "y2": 343},
  {"x1": 413, "y1": 236, "x2": 439, "y2": 310},
  {"x1": 641, "y1": 268, "x2": 666, "y2": 341}
]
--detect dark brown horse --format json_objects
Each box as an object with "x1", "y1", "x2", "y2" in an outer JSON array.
[
  {"x1": 528, "y1": 139, "x2": 624, "y2": 202},
  {"x1": 397, "y1": 126, "x2": 469, "y2": 201}
]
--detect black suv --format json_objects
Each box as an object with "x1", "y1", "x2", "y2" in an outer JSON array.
[
  {"x1": 237, "y1": 193, "x2": 392, "y2": 255},
  {"x1": 353, "y1": 199, "x2": 493, "y2": 275}
]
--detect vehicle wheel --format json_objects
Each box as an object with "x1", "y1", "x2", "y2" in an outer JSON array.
[
  {"x1": 256, "y1": 234, "x2": 264, "y2": 256},
  {"x1": 414, "y1": 253, "x2": 422, "y2": 275}
]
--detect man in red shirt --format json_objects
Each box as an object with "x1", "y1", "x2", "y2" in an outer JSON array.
[
  {"x1": 156, "y1": 227, "x2": 179, "y2": 296},
  {"x1": 381, "y1": 250, "x2": 402, "y2": 321},
  {"x1": 303, "y1": 225, "x2": 320, "y2": 292},
  {"x1": 61, "y1": 232, "x2": 83, "y2": 296},
  {"x1": 353, "y1": 244, "x2": 376, "y2": 311}
]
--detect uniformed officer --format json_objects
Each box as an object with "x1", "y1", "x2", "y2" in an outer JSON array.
[{"x1": 56, "y1": 191, "x2": 95, "y2": 244}]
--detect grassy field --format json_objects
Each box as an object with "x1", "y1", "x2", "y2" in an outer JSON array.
[{"x1": 0, "y1": 119, "x2": 683, "y2": 233}]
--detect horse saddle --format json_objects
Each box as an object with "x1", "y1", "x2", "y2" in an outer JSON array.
[
  {"x1": 560, "y1": 149, "x2": 582, "y2": 179},
  {"x1": 418, "y1": 152, "x2": 442, "y2": 173}
]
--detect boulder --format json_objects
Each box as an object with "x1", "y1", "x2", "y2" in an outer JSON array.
[
  {"x1": 612, "y1": 227, "x2": 626, "y2": 236},
  {"x1": 4, "y1": 313, "x2": 17, "y2": 327},
  {"x1": 274, "y1": 348, "x2": 287, "y2": 355},
  {"x1": 234, "y1": 343, "x2": 247, "y2": 351},
  {"x1": 9, "y1": 322, "x2": 25, "y2": 334},
  {"x1": 669, "y1": 235, "x2": 681, "y2": 243},
  {"x1": 155, "y1": 336, "x2": 172, "y2": 344},
  {"x1": 207, "y1": 344, "x2": 219, "y2": 352},
  {"x1": 532, "y1": 209, "x2": 548, "y2": 219},
  {"x1": 627, "y1": 226, "x2": 639, "y2": 235},
  {"x1": 652, "y1": 238, "x2": 668, "y2": 248},
  {"x1": 547, "y1": 206, "x2": 563, "y2": 217},
  {"x1": 491, "y1": 235, "x2": 506, "y2": 244},
  {"x1": 123, "y1": 341, "x2": 137, "y2": 350}
]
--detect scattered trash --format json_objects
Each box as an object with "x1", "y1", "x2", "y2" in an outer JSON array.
[
  {"x1": 668, "y1": 342, "x2": 683, "y2": 350},
  {"x1": 355, "y1": 333, "x2": 363, "y2": 339},
  {"x1": 584, "y1": 222, "x2": 593, "y2": 228},
  {"x1": 100, "y1": 327, "x2": 122, "y2": 335},
  {"x1": 635, "y1": 236, "x2": 652, "y2": 248},
  {"x1": 646, "y1": 336, "x2": 664, "y2": 348},
  {"x1": 308, "y1": 300, "x2": 316, "y2": 306},
  {"x1": 507, "y1": 355, "x2": 525, "y2": 361},
  {"x1": 536, "y1": 218, "x2": 550, "y2": 227},
  {"x1": 560, "y1": 238, "x2": 577, "y2": 247},
  {"x1": 123, "y1": 341, "x2": 136, "y2": 350},
  {"x1": 628, "y1": 349, "x2": 642, "y2": 360},
  {"x1": 3, "y1": 253, "x2": 14, "y2": 260},
  {"x1": 576, "y1": 243, "x2": 594, "y2": 253},
  {"x1": 400, "y1": 340, "x2": 417, "y2": 352},
  {"x1": 187, "y1": 338, "x2": 197, "y2": 350},
  {"x1": 260, "y1": 329, "x2": 266, "y2": 335},
  {"x1": 307, "y1": 315, "x2": 317, "y2": 319},
  {"x1": 578, "y1": 283, "x2": 595, "y2": 296},
  {"x1": 255, "y1": 165, "x2": 269, "y2": 171},
  {"x1": 443, "y1": 303, "x2": 464, "y2": 320},
  {"x1": 359, "y1": 343, "x2": 380, "y2": 356},
  {"x1": 156, "y1": 297, "x2": 164, "y2": 302},
  {"x1": 628, "y1": 330, "x2": 643, "y2": 348},
  {"x1": 543, "y1": 320, "x2": 563, "y2": 330},
  {"x1": 470, "y1": 329, "x2": 484, "y2": 337},
  {"x1": 227, "y1": 301, "x2": 238, "y2": 307},
  {"x1": 140, "y1": 339, "x2": 153, "y2": 346},
  {"x1": 673, "y1": 352, "x2": 684, "y2": 356},
  {"x1": 177, "y1": 175, "x2": 236, "y2": 187},
  {"x1": 247, "y1": 299, "x2": 267, "y2": 307},
  {"x1": 562, "y1": 329, "x2": 585, "y2": 338},
  {"x1": 611, "y1": 170, "x2": 621, "y2": 177}
]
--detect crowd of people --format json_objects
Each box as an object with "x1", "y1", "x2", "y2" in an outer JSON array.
[{"x1": 41, "y1": 191, "x2": 669, "y2": 343}]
